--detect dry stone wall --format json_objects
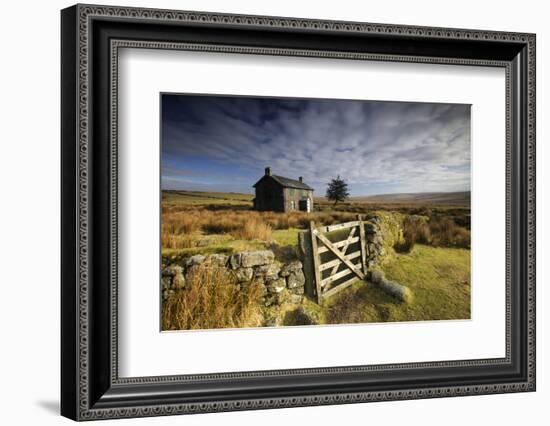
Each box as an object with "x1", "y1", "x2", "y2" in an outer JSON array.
[
  {"x1": 162, "y1": 213, "x2": 405, "y2": 309},
  {"x1": 162, "y1": 250, "x2": 306, "y2": 307},
  {"x1": 363, "y1": 212, "x2": 405, "y2": 268}
]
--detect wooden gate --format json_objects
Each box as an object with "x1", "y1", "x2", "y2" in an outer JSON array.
[{"x1": 308, "y1": 215, "x2": 367, "y2": 303}]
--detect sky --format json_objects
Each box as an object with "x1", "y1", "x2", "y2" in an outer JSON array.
[{"x1": 161, "y1": 94, "x2": 471, "y2": 196}]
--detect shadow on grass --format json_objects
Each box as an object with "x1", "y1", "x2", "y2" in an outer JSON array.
[{"x1": 324, "y1": 281, "x2": 400, "y2": 325}]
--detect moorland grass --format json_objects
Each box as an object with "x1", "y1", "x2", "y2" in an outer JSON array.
[
  {"x1": 161, "y1": 190, "x2": 471, "y2": 327},
  {"x1": 162, "y1": 263, "x2": 264, "y2": 330},
  {"x1": 325, "y1": 245, "x2": 470, "y2": 324}
]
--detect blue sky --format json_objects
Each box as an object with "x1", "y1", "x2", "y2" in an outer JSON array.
[{"x1": 161, "y1": 94, "x2": 471, "y2": 196}]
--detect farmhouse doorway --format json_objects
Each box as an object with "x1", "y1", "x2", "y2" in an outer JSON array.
[{"x1": 299, "y1": 197, "x2": 311, "y2": 213}]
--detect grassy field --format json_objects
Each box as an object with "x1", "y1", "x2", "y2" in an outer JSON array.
[
  {"x1": 350, "y1": 191, "x2": 471, "y2": 206},
  {"x1": 162, "y1": 190, "x2": 253, "y2": 206},
  {"x1": 324, "y1": 245, "x2": 470, "y2": 324},
  {"x1": 161, "y1": 190, "x2": 364, "y2": 262},
  {"x1": 161, "y1": 189, "x2": 471, "y2": 326}
]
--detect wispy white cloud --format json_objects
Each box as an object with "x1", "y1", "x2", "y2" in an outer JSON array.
[{"x1": 162, "y1": 95, "x2": 470, "y2": 195}]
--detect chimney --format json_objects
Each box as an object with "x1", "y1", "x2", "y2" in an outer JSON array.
[
  {"x1": 299, "y1": 176, "x2": 303, "y2": 182},
  {"x1": 265, "y1": 167, "x2": 272, "y2": 176}
]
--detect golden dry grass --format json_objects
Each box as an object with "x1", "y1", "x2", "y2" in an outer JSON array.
[
  {"x1": 232, "y1": 217, "x2": 273, "y2": 241},
  {"x1": 395, "y1": 215, "x2": 470, "y2": 253},
  {"x1": 162, "y1": 206, "x2": 358, "y2": 244},
  {"x1": 161, "y1": 190, "x2": 470, "y2": 257},
  {"x1": 162, "y1": 263, "x2": 264, "y2": 330},
  {"x1": 161, "y1": 231, "x2": 200, "y2": 250}
]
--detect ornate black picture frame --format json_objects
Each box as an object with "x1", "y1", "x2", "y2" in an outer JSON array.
[{"x1": 61, "y1": 4, "x2": 536, "y2": 421}]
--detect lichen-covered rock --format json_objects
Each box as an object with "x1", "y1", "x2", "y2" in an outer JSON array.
[
  {"x1": 185, "y1": 255, "x2": 206, "y2": 267},
  {"x1": 234, "y1": 267, "x2": 254, "y2": 282},
  {"x1": 379, "y1": 278, "x2": 413, "y2": 304},
  {"x1": 367, "y1": 234, "x2": 384, "y2": 245},
  {"x1": 366, "y1": 214, "x2": 381, "y2": 224},
  {"x1": 367, "y1": 259, "x2": 378, "y2": 269},
  {"x1": 240, "y1": 250, "x2": 274, "y2": 267},
  {"x1": 364, "y1": 222, "x2": 380, "y2": 234},
  {"x1": 206, "y1": 253, "x2": 228, "y2": 267},
  {"x1": 280, "y1": 260, "x2": 303, "y2": 277},
  {"x1": 256, "y1": 280, "x2": 269, "y2": 297},
  {"x1": 370, "y1": 269, "x2": 385, "y2": 284},
  {"x1": 161, "y1": 276, "x2": 172, "y2": 291},
  {"x1": 263, "y1": 295, "x2": 276, "y2": 307},
  {"x1": 229, "y1": 253, "x2": 241, "y2": 269},
  {"x1": 287, "y1": 269, "x2": 305, "y2": 289},
  {"x1": 172, "y1": 271, "x2": 186, "y2": 289},
  {"x1": 374, "y1": 212, "x2": 404, "y2": 254},
  {"x1": 289, "y1": 294, "x2": 304, "y2": 304},
  {"x1": 266, "y1": 278, "x2": 286, "y2": 294},
  {"x1": 162, "y1": 289, "x2": 175, "y2": 301},
  {"x1": 162, "y1": 264, "x2": 183, "y2": 277},
  {"x1": 289, "y1": 285, "x2": 304, "y2": 295},
  {"x1": 254, "y1": 262, "x2": 281, "y2": 280},
  {"x1": 162, "y1": 265, "x2": 185, "y2": 289}
]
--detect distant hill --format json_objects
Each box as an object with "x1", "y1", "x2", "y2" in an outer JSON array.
[
  {"x1": 162, "y1": 190, "x2": 253, "y2": 206},
  {"x1": 350, "y1": 191, "x2": 471, "y2": 206}
]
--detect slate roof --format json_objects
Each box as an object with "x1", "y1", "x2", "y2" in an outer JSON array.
[{"x1": 254, "y1": 174, "x2": 314, "y2": 191}]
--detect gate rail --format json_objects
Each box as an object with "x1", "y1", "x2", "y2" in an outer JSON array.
[{"x1": 307, "y1": 215, "x2": 367, "y2": 303}]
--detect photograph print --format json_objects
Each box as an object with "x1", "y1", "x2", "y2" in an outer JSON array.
[{"x1": 160, "y1": 94, "x2": 471, "y2": 331}]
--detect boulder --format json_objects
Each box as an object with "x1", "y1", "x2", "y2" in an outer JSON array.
[
  {"x1": 234, "y1": 267, "x2": 254, "y2": 282},
  {"x1": 206, "y1": 253, "x2": 228, "y2": 267},
  {"x1": 289, "y1": 285, "x2": 304, "y2": 295},
  {"x1": 254, "y1": 262, "x2": 281, "y2": 280},
  {"x1": 370, "y1": 269, "x2": 385, "y2": 285},
  {"x1": 379, "y1": 278, "x2": 413, "y2": 304},
  {"x1": 161, "y1": 276, "x2": 172, "y2": 291},
  {"x1": 366, "y1": 215, "x2": 381, "y2": 224},
  {"x1": 280, "y1": 260, "x2": 303, "y2": 277},
  {"x1": 363, "y1": 222, "x2": 380, "y2": 234},
  {"x1": 366, "y1": 234, "x2": 384, "y2": 244},
  {"x1": 162, "y1": 289, "x2": 175, "y2": 301},
  {"x1": 185, "y1": 255, "x2": 206, "y2": 267},
  {"x1": 289, "y1": 294, "x2": 304, "y2": 304},
  {"x1": 287, "y1": 269, "x2": 305, "y2": 289},
  {"x1": 229, "y1": 253, "x2": 241, "y2": 269},
  {"x1": 266, "y1": 278, "x2": 286, "y2": 294},
  {"x1": 256, "y1": 280, "x2": 269, "y2": 297},
  {"x1": 263, "y1": 295, "x2": 276, "y2": 307},
  {"x1": 172, "y1": 271, "x2": 186, "y2": 289},
  {"x1": 240, "y1": 250, "x2": 274, "y2": 267},
  {"x1": 162, "y1": 264, "x2": 183, "y2": 277}
]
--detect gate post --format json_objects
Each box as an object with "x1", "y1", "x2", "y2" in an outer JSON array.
[
  {"x1": 298, "y1": 230, "x2": 315, "y2": 301},
  {"x1": 309, "y1": 221, "x2": 323, "y2": 304},
  {"x1": 357, "y1": 214, "x2": 368, "y2": 276}
]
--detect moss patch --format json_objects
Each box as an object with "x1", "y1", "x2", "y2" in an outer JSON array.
[{"x1": 272, "y1": 228, "x2": 300, "y2": 246}]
